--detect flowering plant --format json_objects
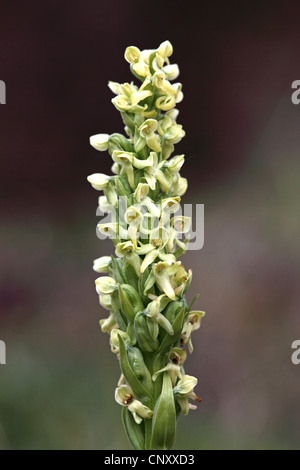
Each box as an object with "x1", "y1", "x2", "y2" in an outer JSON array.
[{"x1": 88, "y1": 41, "x2": 204, "y2": 450}]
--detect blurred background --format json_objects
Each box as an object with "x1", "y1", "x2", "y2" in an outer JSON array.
[{"x1": 0, "y1": 0, "x2": 300, "y2": 449}]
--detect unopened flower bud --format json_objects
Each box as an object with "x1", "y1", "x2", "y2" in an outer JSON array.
[
  {"x1": 87, "y1": 173, "x2": 110, "y2": 191},
  {"x1": 93, "y1": 255, "x2": 112, "y2": 273},
  {"x1": 90, "y1": 133, "x2": 109, "y2": 151},
  {"x1": 162, "y1": 64, "x2": 180, "y2": 80},
  {"x1": 95, "y1": 276, "x2": 118, "y2": 295},
  {"x1": 157, "y1": 40, "x2": 173, "y2": 58}
]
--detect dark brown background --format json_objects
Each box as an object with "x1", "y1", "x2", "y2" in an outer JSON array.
[{"x1": 0, "y1": 0, "x2": 300, "y2": 449}]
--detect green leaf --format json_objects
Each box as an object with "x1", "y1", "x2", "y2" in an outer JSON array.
[
  {"x1": 158, "y1": 308, "x2": 185, "y2": 354},
  {"x1": 123, "y1": 262, "x2": 139, "y2": 291},
  {"x1": 115, "y1": 309, "x2": 127, "y2": 331},
  {"x1": 188, "y1": 293, "x2": 200, "y2": 312},
  {"x1": 122, "y1": 407, "x2": 145, "y2": 450},
  {"x1": 118, "y1": 334, "x2": 152, "y2": 406},
  {"x1": 150, "y1": 372, "x2": 176, "y2": 450},
  {"x1": 111, "y1": 257, "x2": 126, "y2": 284}
]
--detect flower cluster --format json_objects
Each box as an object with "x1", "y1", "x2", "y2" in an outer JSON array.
[{"x1": 88, "y1": 41, "x2": 204, "y2": 450}]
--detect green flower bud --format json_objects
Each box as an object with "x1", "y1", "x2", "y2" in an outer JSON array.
[
  {"x1": 108, "y1": 133, "x2": 134, "y2": 153},
  {"x1": 118, "y1": 284, "x2": 144, "y2": 322},
  {"x1": 87, "y1": 173, "x2": 110, "y2": 191},
  {"x1": 110, "y1": 328, "x2": 130, "y2": 354},
  {"x1": 99, "y1": 294, "x2": 112, "y2": 311},
  {"x1": 93, "y1": 256, "x2": 112, "y2": 273},
  {"x1": 90, "y1": 133, "x2": 110, "y2": 151},
  {"x1": 98, "y1": 195, "x2": 114, "y2": 213},
  {"x1": 174, "y1": 175, "x2": 188, "y2": 196},
  {"x1": 157, "y1": 40, "x2": 173, "y2": 58},
  {"x1": 164, "y1": 154, "x2": 185, "y2": 173},
  {"x1": 162, "y1": 64, "x2": 180, "y2": 81},
  {"x1": 100, "y1": 310, "x2": 117, "y2": 332},
  {"x1": 126, "y1": 345, "x2": 154, "y2": 394},
  {"x1": 108, "y1": 81, "x2": 121, "y2": 95},
  {"x1": 165, "y1": 123, "x2": 185, "y2": 144},
  {"x1": 134, "y1": 311, "x2": 159, "y2": 352},
  {"x1": 95, "y1": 276, "x2": 118, "y2": 295}
]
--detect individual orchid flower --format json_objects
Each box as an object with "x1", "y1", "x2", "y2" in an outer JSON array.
[
  {"x1": 172, "y1": 173, "x2": 188, "y2": 197},
  {"x1": 181, "y1": 311, "x2": 205, "y2": 353},
  {"x1": 152, "y1": 347, "x2": 187, "y2": 386},
  {"x1": 143, "y1": 294, "x2": 173, "y2": 336},
  {"x1": 138, "y1": 119, "x2": 162, "y2": 153},
  {"x1": 124, "y1": 205, "x2": 144, "y2": 244},
  {"x1": 152, "y1": 261, "x2": 182, "y2": 300},
  {"x1": 115, "y1": 384, "x2": 153, "y2": 424},
  {"x1": 173, "y1": 375, "x2": 202, "y2": 415},
  {"x1": 110, "y1": 329, "x2": 130, "y2": 354},
  {"x1": 124, "y1": 46, "x2": 150, "y2": 78},
  {"x1": 111, "y1": 80, "x2": 152, "y2": 114},
  {"x1": 96, "y1": 222, "x2": 119, "y2": 240},
  {"x1": 171, "y1": 264, "x2": 192, "y2": 298},
  {"x1": 111, "y1": 151, "x2": 135, "y2": 189},
  {"x1": 136, "y1": 227, "x2": 176, "y2": 273},
  {"x1": 99, "y1": 310, "x2": 118, "y2": 333},
  {"x1": 152, "y1": 71, "x2": 178, "y2": 97},
  {"x1": 142, "y1": 152, "x2": 172, "y2": 193},
  {"x1": 115, "y1": 240, "x2": 141, "y2": 277},
  {"x1": 98, "y1": 195, "x2": 114, "y2": 213}
]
